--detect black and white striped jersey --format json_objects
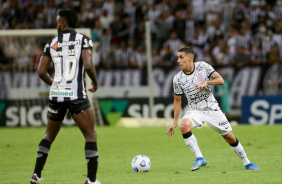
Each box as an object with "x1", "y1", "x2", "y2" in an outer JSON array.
[
  {"x1": 43, "y1": 29, "x2": 93, "y2": 102},
  {"x1": 166, "y1": 39, "x2": 182, "y2": 56},
  {"x1": 173, "y1": 61, "x2": 220, "y2": 111}
]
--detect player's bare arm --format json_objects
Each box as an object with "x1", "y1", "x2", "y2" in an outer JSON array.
[
  {"x1": 167, "y1": 95, "x2": 182, "y2": 136},
  {"x1": 82, "y1": 49, "x2": 98, "y2": 93},
  {"x1": 37, "y1": 56, "x2": 53, "y2": 86},
  {"x1": 195, "y1": 71, "x2": 224, "y2": 90}
]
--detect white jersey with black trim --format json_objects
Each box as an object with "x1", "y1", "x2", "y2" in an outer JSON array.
[
  {"x1": 173, "y1": 61, "x2": 220, "y2": 111},
  {"x1": 43, "y1": 29, "x2": 93, "y2": 102}
]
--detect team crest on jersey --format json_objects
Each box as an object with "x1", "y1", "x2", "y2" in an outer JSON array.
[
  {"x1": 196, "y1": 72, "x2": 204, "y2": 81},
  {"x1": 51, "y1": 42, "x2": 58, "y2": 50}
]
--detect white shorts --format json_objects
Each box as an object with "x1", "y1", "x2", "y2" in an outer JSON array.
[{"x1": 182, "y1": 110, "x2": 232, "y2": 135}]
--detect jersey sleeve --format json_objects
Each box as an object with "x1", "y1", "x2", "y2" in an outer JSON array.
[
  {"x1": 173, "y1": 75, "x2": 183, "y2": 95},
  {"x1": 203, "y1": 62, "x2": 215, "y2": 78},
  {"x1": 82, "y1": 35, "x2": 93, "y2": 50},
  {"x1": 42, "y1": 43, "x2": 51, "y2": 58}
]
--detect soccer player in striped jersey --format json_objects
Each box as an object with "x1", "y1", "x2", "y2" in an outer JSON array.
[
  {"x1": 30, "y1": 9, "x2": 101, "y2": 184},
  {"x1": 167, "y1": 47, "x2": 261, "y2": 171}
]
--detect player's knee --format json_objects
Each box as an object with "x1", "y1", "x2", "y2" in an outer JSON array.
[
  {"x1": 223, "y1": 132, "x2": 236, "y2": 144},
  {"x1": 180, "y1": 120, "x2": 192, "y2": 133}
]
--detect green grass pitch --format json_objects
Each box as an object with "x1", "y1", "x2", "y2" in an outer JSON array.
[{"x1": 0, "y1": 125, "x2": 281, "y2": 184}]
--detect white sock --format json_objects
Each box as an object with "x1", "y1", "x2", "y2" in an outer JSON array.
[
  {"x1": 184, "y1": 134, "x2": 203, "y2": 158},
  {"x1": 231, "y1": 142, "x2": 251, "y2": 166}
]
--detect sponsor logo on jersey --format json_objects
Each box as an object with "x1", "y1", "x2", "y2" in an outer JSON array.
[
  {"x1": 50, "y1": 90, "x2": 74, "y2": 97},
  {"x1": 187, "y1": 88, "x2": 211, "y2": 103},
  {"x1": 83, "y1": 38, "x2": 93, "y2": 48},
  {"x1": 58, "y1": 40, "x2": 81, "y2": 47},
  {"x1": 51, "y1": 42, "x2": 58, "y2": 50}
]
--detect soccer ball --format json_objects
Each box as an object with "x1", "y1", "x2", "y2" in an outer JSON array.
[{"x1": 131, "y1": 155, "x2": 151, "y2": 172}]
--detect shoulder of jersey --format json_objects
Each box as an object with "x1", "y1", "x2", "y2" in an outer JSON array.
[
  {"x1": 174, "y1": 70, "x2": 183, "y2": 79},
  {"x1": 195, "y1": 61, "x2": 205, "y2": 65}
]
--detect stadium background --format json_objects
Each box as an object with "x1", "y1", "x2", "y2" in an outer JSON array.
[{"x1": 0, "y1": 0, "x2": 281, "y2": 126}]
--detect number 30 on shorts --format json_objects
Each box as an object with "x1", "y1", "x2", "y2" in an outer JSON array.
[{"x1": 53, "y1": 56, "x2": 77, "y2": 82}]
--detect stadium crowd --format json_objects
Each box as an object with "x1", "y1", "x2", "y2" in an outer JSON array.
[{"x1": 0, "y1": 0, "x2": 282, "y2": 72}]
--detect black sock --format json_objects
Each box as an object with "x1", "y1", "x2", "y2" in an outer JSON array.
[
  {"x1": 229, "y1": 138, "x2": 239, "y2": 147},
  {"x1": 85, "y1": 142, "x2": 98, "y2": 182},
  {"x1": 34, "y1": 139, "x2": 51, "y2": 177},
  {"x1": 182, "y1": 131, "x2": 192, "y2": 139}
]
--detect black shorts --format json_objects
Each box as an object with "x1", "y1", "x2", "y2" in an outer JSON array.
[{"x1": 47, "y1": 99, "x2": 91, "y2": 121}]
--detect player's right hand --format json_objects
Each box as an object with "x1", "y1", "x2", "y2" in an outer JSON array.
[
  {"x1": 167, "y1": 125, "x2": 176, "y2": 136},
  {"x1": 88, "y1": 82, "x2": 98, "y2": 93}
]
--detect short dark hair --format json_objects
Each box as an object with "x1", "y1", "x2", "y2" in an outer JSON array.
[
  {"x1": 58, "y1": 9, "x2": 78, "y2": 28},
  {"x1": 178, "y1": 47, "x2": 194, "y2": 55}
]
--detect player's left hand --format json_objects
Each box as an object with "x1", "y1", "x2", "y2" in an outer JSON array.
[
  {"x1": 88, "y1": 82, "x2": 98, "y2": 93},
  {"x1": 195, "y1": 80, "x2": 208, "y2": 90}
]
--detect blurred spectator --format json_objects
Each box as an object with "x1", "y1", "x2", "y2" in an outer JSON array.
[
  {"x1": 191, "y1": 26, "x2": 209, "y2": 57},
  {"x1": 91, "y1": 19, "x2": 102, "y2": 41},
  {"x1": 173, "y1": 9, "x2": 186, "y2": 41},
  {"x1": 133, "y1": 21, "x2": 145, "y2": 47},
  {"x1": 100, "y1": 9, "x2": 114, "y2": 29},
  {"x1": 221, "y1": 0, "x2": 235, "y2": 30},
  {"x1": 156, "y1": 0, "x2": 170, "y2": 13},
  {"x1": 100, "y1": 28, "x2": 112, "y2": 61},
  {"x1": 115, "y1": 42, "x2": 133, "y2": 68},
  {"x1": 232, "y1": 2, "x2": 246, "y2": 29},
  {"x1": 147, "y1": 3, "x2": 161, "y2": 40},
  {"x1": 266, "y1": 44, "x2": 281, "y2": 64},
  {"x1": 135, "y1": 2, "x2": 148, "y2": 24},
  {"x1": 184, "y1": 8, "x2": 195, "y2": 43},
  {"x1": 206, "y1": 19, "x2": 224, "y2": 42},
  {"x1": 236, "y1": 23, "x2": 253, "y2": 50},
  {"x1": 261, "y1": 31, "x2": 276, "y2": 56},
  {"x1": 110, "y1": 13, "x2": 127, "y2": 45},
  {"x1": 205, "y1": 0, "x2": 222, "y2": 26},
  {"x1": 103, "y1": 0, "x2": 115, "y2": 16},
  {"x1": 124, "y1": 0, "x2": 137, "y2": 28},
  {"x1": 246, "y1": 0, "x2": 262, "y2": 30},
  {"x1": 233, "y1": 46, "x2": 251, "y2": 68},
  {"x1": 100, "y1": 50, "x2": 115, "y2": 69},
  {"x1": 130, "y1": 45, "x2": 146, "y2": 69},
  {"x1": 151, "y1": 47, "x2": 162, "y2": 67},
  {"x1": 212, "y1": 39, "x2": 228, "y2": 66},
  {"x1": 201, "y1": 50, "x2": 213, "y2": 65},
  {"x1": 166, "y1": 31, "x2": 181, "y2": 56},
  {"x1": 273, "y1": 0, "x2": 282, "y2": 20},
  {"x1": 154, "y1": 11, "x2": 171, "y2": 47},
  {"x1": 0, "y1": 12, "x2": 9, "y2": 29},
  {"x1": 251, "y1": 46, "x2": 266, "y2": 65},
  {"x1": 93, "y1": 0, "x2": 103, "y2": 19},
  {"x1": 159, "y1": 42, "x2": 177, "y2": 68},
  {"x1": 191, "y1": 0, "x2": 205, "y2": 24},
  {"x1": 273, "y1": 20, "x2": 282, "y2": 60},
  {"x1": 227, "y1": 26, "x2": 239, "y2": 57}
]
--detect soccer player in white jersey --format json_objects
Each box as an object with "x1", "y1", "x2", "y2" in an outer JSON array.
[
  {"x1": 30, "y1": 10, "x2": 101, "y2": 184},
  {"x1": 167, "y1": 47, "x2": 261, "y2": 171}
]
